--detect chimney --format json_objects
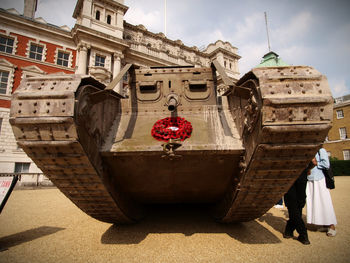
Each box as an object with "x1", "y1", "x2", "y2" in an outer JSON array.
[{"x1": 23, "y1": 0, "x2": 37, "y2": 18}]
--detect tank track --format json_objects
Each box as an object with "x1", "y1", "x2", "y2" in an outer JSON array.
[
  {"x1": 10, "y1": 75, "x2": 139, "y2": 223},
  {"x1": 215, "y1": 66, "x2": 333, "y2": 222}
]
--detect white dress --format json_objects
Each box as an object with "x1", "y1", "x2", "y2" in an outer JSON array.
[
  {"x1": 306, "y1": 148, "x2": 337, "y2": 226},
  {"x1": 306, "y1": 177, "x2": 337, "y2": 225}
]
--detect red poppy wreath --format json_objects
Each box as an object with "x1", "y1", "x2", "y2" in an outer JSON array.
[{"x1": 151, "y1": 117, "x2": 192, "y2": 142}]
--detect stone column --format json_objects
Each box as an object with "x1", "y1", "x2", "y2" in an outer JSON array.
[
  {"x1": 113, "y1": 52, "x2": 122, "y2": 93},
  {"x1": 77, "y1": 44, "x2": 88, "y2": 75}
]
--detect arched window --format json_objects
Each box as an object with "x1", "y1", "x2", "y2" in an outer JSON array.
[
  {"x1": 107, "y1": 15, "x2": 111, "y2": 25},
  {"x1": 96, "y1": 10, "x2": 100, "y2": 20}
]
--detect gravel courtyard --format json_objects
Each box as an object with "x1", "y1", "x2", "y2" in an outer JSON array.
[{"x1": 0, "y1": 177, "x2": 349, "y2": 263}]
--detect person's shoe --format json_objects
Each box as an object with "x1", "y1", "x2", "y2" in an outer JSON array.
[
  {"x1": 327, "y1": 228, "x2": 336, "y2": 237},
  {"x1": 283, "y1": 231, "x2": 293, "y2": 239},
  {"x1": 297, "y1": 235, "x2": 310, "y2": 245}
]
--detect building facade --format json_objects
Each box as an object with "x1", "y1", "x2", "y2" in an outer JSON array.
[
  {"x1": 0, "y1": 0, "x2": 240, "y2": 184},
  {"x1": 323, "y1": 95, "x2": 350, "y2": 160}
]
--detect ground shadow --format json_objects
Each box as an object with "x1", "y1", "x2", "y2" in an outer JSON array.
[
  {"x1": 0, "y1": 226, "x2": 65, "y2": 252},
  {"x1": 101, "y1": 204, "x2": 281, "y2": 245},
  {"x1": 258, "y1": 212, "x2": 287, "y2": 234}
]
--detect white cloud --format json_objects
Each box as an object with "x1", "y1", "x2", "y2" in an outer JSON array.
[
  {"x1": 273, "y1": 11, "x2": 313, "y2": 46},
  {"x1": 234, "y1": 13, "x2": 265, "y2": 43},
  {"x1": 124, "y1": 7, "x2": 162, "y2": 33},
  {"x1": 330, "y1": 79, "x2": 350, "y2": 98}
]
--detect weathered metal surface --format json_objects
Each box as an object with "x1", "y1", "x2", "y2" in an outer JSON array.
[{"x1": 10, "y1": 63, "x2": 333, "y2": 223}]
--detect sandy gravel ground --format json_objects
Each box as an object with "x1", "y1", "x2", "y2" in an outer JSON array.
[{"x1": 0, "y1": 177, "x2": 349, "y2": 263}]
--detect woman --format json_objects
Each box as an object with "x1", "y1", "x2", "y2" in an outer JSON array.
[{"x1": 306, "y1": 147, "x2": 337, "y2": 236}]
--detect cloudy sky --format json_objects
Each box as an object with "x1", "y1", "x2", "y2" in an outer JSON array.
[{"x1": 1, "y1": 0, "x2": 349, "y2": 98}]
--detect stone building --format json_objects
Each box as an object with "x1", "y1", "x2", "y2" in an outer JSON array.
[
  {"x1": 0, "y1": 0, "x2": 240, "y2": 185},
  {"x1": 323, "y1": 94, "x2": 350, "y2": 160}
]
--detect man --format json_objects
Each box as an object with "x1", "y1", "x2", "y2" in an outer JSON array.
[{"x1": 283, "y1": 162, "x2": 314, "y2": 245}]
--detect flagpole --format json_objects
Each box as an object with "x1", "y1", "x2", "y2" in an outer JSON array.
[
  {"x1": 264, "y1": 12, "x2": 271, "y2": 52},
  {"x1": 164, "y1": 0, "x2": 167, "y2": 37}
]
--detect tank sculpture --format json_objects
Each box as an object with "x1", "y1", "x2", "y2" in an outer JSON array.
[{"x1": 10, "y1": 60, "x2": 333, "y2": 223}]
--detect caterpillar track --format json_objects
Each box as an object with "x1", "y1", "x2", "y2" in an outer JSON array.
[{"x1": 10, "y1": 62, "x2": 333, "y2": 223}]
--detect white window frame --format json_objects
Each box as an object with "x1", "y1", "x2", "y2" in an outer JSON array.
[
  {"x1": 55, "y1": 48, "x2": 72, "y2": 68},
  {"x1": 336, "y1": 109, "x2": 344, "y2": 119},
  {"x1": 0, "y1": 58, "x2": 16, "y2": 99},
  {"x1": 0, "y1": 33, "x2": 18, "y2": 55},
  {"x1": 95, "y1": 54, "x2": 106, "y2": 67},
  {"x1": 14, "y1": 162, "x2": 30, "y2": 173},
  {"x1": 26, "y1": 41, "x2": 47, "y2": 62},
  {"x1": 339, "y1": 127, "x2": 347, "y2": 140},
  {"x1": 343, "y1": 150, "x2": 350, "y2": 160}
]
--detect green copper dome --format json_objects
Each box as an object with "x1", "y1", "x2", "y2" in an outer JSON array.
[{"x1": 256, "y1": 51, "x2": 289, "y2": 67}]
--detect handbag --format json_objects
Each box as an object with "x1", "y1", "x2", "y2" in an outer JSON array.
[{"x1": 322, "y1": 167, "x2": 335, "y2": 189}]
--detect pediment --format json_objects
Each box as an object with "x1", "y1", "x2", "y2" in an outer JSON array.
[
  {"x1": 21, "y1": 65, "x2": 46, "y2": 74},
  {"x1": 0, "y1": 58, "x2": 15, "y2": 68}
]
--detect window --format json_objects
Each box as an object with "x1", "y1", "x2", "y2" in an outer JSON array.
[
  {"x1": 95, "y1": 55, "x2": 105, "y2": 67},
  {"x1": 336, "y1": 109, "x2": 344, "y2": 119},
  {"x1": 14, "y1": 162, "x2": 30, "y2": 173},
  {"x1": 0, "y1": 36, "x2": 14, "y2": 54},
  {"x1": 57, "y1": 51, "x2": 70, "y2": 67},
  {"x1": 29, "y1": 43, "x2": 44, "y2": 61},
  {"x1": 96, "y1": 10, "x2": 100, "y2": 20},
  {"x1": 107, "y1": 15, "x2": 111, "y2": 24},
  {"x1": 0, "y1": 70, "x2": 9, "y2": 94},
  {"x1": 339, "y1": 127, "x2": 347, "y2": 140},
  {"x1": 0, "y1": 58, "x2": 15, "y2": 97},
  {"x1": 0, "y1": 118, "x2": 2, "y2": 134},
  {"x1": 344, "y1": 150, "x2": 350, "y2": 160}
]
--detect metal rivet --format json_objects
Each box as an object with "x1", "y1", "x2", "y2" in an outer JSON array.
[
  {"x1": 33, "y1": 110, "x2": 37, "y2": 113},
  {"x1": 286, "y1": 84, "x2": 289, "y2": 87},
  {"x1": 62, "y1": 102, "x2": 66, "y2": 105},
  {"x1": 319, "y1": 90, "x2": 322, "y2": 93},
  {"x1": 18, "y1": 110, "x2": 21, "y2": 113},
  {"x1": 300, "y1": 83, "x2": 303, "y2": 87},
  {"x1": 47, "y1": 102, "x2": 50, "y2": 106},
  {"x1": 19, "y1": 102, "x2": 22, "y2": 106},
  {"x1": 46, "y1": 110, "x2": 50, "y2": 113},
  {"x1": 304, "y1": 109, "x2": 307, "y2": 113},
  {"x1": 303, "y1": 117, "x2": 307, "y2": 121},
  {"x1": 302, "y1": 90, "x2": 305, "y2": 94},
  {"x1": 34, "y1": 102, "x2": 37, "y2": 106},
  {"x1": 288, "y1": 90, "x2": 291, "y2": 94}
]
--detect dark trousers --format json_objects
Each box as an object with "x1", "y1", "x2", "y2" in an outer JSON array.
[{"x1": 284, "y1": 171, "x2": 308, "y2": 236}]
